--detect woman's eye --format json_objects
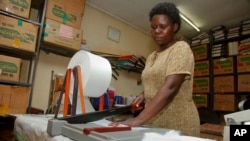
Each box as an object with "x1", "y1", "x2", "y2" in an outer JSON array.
[
  {"x1": 151, "y1": 25, "x2": 167, "y2": 30},
  {"x1": 151, "y1": 25, "x2": 157, "y2": 29},
  {"x1": 160, "y1": 25, "x2": 167, "y2": 29}
]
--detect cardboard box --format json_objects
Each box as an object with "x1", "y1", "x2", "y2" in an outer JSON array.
[
  {"x1": 238, "y1": 74, "x2": 250, "y2": 92},
  {"x1": 194, "y1": 60, "x2": 209, "y2": 76},
  {"x1": 43, "y1": 18, "x2": 82, "y2": 51},
  {"x1": 191, "y1": 44, "x2": 208, "y2": 61},
  {"x1": 0, "y1": 0, "x2": 31, "y2": 18},
  {"x1": 0, "y1": 84, "x2": 30, "y2": 114},
  {"x1": 45, "y1": 0, "x2": 85, "y2": 29},
  {"x1": 200, "y1": 123, "x2": 224, "y2": 141},
  {"x1": 237, "y1": 55, "x2": 250, "y2": 73},
  {"x1": 0, "y1": 55, "x2": 21, "y2": 82},
  {"x1": 213, "y1": 57, "x2": 234, "y2": 75},
  {"x1": 213, "y1": 94, "x2": 240, "y2": 112},
  {"x1": 214, "y1": 75, "x2": 234, "y2": 93},
  {"x1": 0, "y1": 14, "x2": 38, "y2": 52},
  {"x1": 193, "y1": 77, "x2": 210, "y2": 93},
  {"x1": 200, "y1": 123, "x2": 224, "y2": 136},
  {"x1": 193, "y1": 94, "x2": 208, "y2": 108}
]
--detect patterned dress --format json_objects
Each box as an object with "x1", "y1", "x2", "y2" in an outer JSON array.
[{"x1": 141, "y1": 41, "x2": 200, "y2": 136}]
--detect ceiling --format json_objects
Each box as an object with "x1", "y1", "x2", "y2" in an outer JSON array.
[{"x1": 86, "y1": 0, "x2": 250, "y2": 40}]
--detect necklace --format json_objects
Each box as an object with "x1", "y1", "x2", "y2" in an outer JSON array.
[
  {"x1": 151, "y1": 51, "x2": 159, "y2": 67},
  {"x1": 154, "y1": 52, "x2": 159, "y2": 59}
]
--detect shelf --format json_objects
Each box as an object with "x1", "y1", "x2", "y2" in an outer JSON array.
[
  {"x1": 0, "y1": 0, "x2": 47, "y2": 114},
  {"x1": 0, "y1": 80, "x2": 31, "y2": 87},
  {"x1": 213, "y1": 34, "x2": 250, "y2": 45},
  {"x1": 0, "y1": 44, "x2": 36, "y2": 60},
  {"x1": 0, "y1": 10, "x2": 42, "y2": 26},
  {"x1": 91, "y1": 51, "x2": 120, "y2": 58},
  {"x1": 117, "y1": 66, "x2": 143, "y2": 73},
  {"x1": 209, "y1": 30, "x2": 250, "y2": 112},
  {"x1": 40, "y1": 42, "x2": 78, "y2": 57}
]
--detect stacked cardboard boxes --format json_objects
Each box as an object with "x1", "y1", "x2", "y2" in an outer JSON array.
[
  {"x1": 0, "y1": 84, "x2": 30, "y2": 114},
  {"x1": 0, "y1": 1, "x2": 35, "y2": 115},
  {"x1": 192, "y1": 44, "x2": 209, "y2": 108},
  {"x1": 237, "y1": 55, "x2": 250, "y2": 92},
  {"x1": 0, "y1": 55, "x2": 26, "y2": 115},
  {"x1": 43, "y1": 0, "x2": 85, "y2": 51},
  {"x1": 213, "y1": 56, "x2": 238, "y2": 112}
]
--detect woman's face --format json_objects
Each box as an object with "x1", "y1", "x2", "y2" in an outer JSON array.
[{"x1": 150, "y1": 14, "x2": 178, "y2": 47}]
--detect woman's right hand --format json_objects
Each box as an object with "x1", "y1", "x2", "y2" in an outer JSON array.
[{"x1": 131, "y1": 93, "x2": 145, "y2": 113}]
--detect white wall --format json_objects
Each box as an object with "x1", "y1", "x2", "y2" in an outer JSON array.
[{"x1": 31, "y1": 4, "x2": 158, "y2": 111}]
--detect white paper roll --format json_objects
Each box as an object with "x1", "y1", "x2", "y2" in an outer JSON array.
[{"x1": 67, "y1": 50, "x2": 112, "y2": 113}]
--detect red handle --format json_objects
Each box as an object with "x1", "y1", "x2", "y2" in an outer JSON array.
[{"x1": 83, "y1": 126, "x2": 131, "y2": 135}]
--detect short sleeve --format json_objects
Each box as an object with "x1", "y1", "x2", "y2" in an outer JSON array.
[{"x1": 166, "y1": 41, "x2": 194, "y2": 76}]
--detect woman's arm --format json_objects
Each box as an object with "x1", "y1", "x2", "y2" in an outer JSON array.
[
  {"x1": 109, "y1": 74, "x2": 186, "y2": 127},
  {"x1": 134, "y1": 74, "x2": 186, "y2": 125}
]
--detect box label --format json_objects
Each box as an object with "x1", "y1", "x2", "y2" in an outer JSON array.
[
  {"x1": 193, "y1": 94, "x2": 207, "y2": 107},
  {"x1": 238, "y1": 55, "x2": 250, "y2": 72},
  {"x1": 194, "y1": 61, "x2": 209, "y2": 76},
  {"x1": 214, "y1": 57, "x2": 234, "y2": 74},
  {"x1": 192, "y1": 44, "x2": 208, "y2": 61},
  {"x1": 43, "y1": 18, "x2": 81, "y2": 50},
  {"x1": 0, "y1": 27, "x2": 35, "y2": 44},
  {"x1": 0, "y1": 61, "x2": 18, "y2": 73},
  {"x1": 193, "y1": 77, "x2": 210, "y2": 93},
  {"x1": 9, "y1": 0, "x2": 29, "y2": 9},
  {"x1": 52, "y1": 8, "x2": 77, "y2": 23},
  {"x1": 194, "y1": 79, "x2": 209, "y2": 87},
  {"x1": 214, "y1": 59, "x2": 232, "y2": 68}
]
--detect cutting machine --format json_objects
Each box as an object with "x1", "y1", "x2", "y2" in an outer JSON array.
[{"x1": 46, "y1": 50, "x2": 172, "y2": 141}]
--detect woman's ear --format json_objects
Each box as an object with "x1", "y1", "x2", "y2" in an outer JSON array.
[{"x1": 174, "y1": 23, "x2": 179, "y2": 33}]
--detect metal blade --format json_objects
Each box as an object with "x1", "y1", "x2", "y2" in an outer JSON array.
[{"x1": 57, "y1": 105, "x2": 131, "y2": 124}]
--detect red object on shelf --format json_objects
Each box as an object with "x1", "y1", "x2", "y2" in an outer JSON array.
[{"x1": 83, "y1": 126, "x2": 131, "y2": 135}]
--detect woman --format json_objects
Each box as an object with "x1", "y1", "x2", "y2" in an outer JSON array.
[{"x1": 110, "y1": 2, "x2": 200, "y2": 136}]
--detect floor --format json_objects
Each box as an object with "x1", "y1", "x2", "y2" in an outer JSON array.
[{"x1": 0, "y1": 116, "x2": 16, "y2": 141}]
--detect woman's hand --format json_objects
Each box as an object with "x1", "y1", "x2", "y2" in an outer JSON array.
[
  {"x1": 131, "y1": 93, "x2": 145, "y2": 113},
  {"x1": 108, "y1": 117, "x2": 143, "y2": 127}
]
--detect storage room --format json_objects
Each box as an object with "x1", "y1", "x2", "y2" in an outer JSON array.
[{"x1": 0, "y1": 0, "x2": 250, "y2": 141}]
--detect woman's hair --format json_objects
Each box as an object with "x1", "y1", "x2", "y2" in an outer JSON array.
[{"x1": 149, "y1": 2, "x2": 181, "y2": 33}]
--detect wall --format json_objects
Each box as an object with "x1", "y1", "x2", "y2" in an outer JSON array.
[
  {"x1": 31, "y1": 4, "x2": 158, "y2": 111},
  {"x1": 82, "y1": 4, "x2": 157, "y2": 57}
]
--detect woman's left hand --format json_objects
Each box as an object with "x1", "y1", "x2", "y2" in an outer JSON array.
[{"x1": 108, "y1": 117, "x2": 142, "y2": 127}]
